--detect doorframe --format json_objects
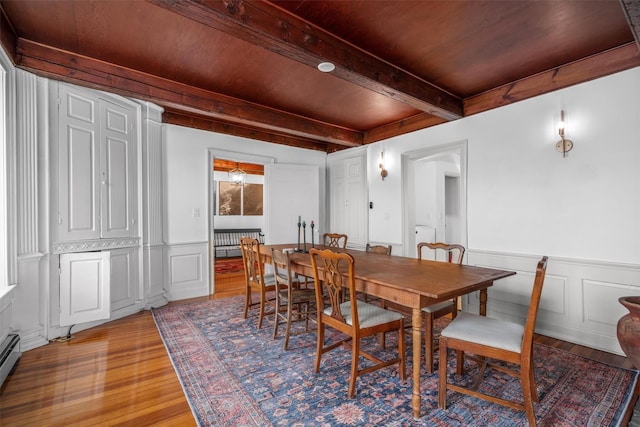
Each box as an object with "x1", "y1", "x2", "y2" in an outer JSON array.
[
  {"x1": 401, "y1": 140, "x2": 468, "y2": 258},
  {"x1": 207, "y1": 149, "x2": 275, "y2": 294}
]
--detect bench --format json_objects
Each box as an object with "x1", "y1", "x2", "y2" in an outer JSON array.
[{"x1": 214, "y1": 228, "x2": 264, "y2": 258}]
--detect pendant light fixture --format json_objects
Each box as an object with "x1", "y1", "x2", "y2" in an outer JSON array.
[{"x1": 228, "y1": 162, "x2": 247, "y2": 185}]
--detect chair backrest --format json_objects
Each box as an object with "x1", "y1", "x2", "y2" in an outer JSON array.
[
  {"x1": 309, "y1": 248, "x2": 358, "y2": 327},
  {"x1": 521, "y1": 256, "x2": 548, "y2": 356},
  {"x1": 417, "y1": 242, "x2": 465, "y2": 264},
  {"x1": 271, "y1": 248, "x2": 293, "y2": 289},
  {"x1": 366, "y1": 243, "x2": 392, "y2": 255},
  {"x1": 323, "y1": 233, "x2": 348, "y2": 248},
  {"x1": 240, "y1": 237, "x2": 266, "y2": 286}
]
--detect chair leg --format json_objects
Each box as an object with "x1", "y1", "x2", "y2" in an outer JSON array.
[
  {"x1": 398, "y1": 322, "x2": 406, "y2": 380},
  {"x1": 243, "y1": 287, "x2": 251, "y2": 319},
  {"x1": 304, "y1": 303, "x2": 310, "y2": 331},
  {"x1": 273, "y1": 300, "x2": 281, "y2": 340},
  {"x1": 283, "y1": 302, "x2": 293, "y2": 350},
  {"x1": 425, "y1": 312, "x2": 435, "y2": 373},
  {"x1": 348, "y1": 338, "x2": 360, "y2": 398},
  {"x1": 258, "y1": 291, "x2": 266, "y2": 329},
  {"x1": 314, "y1": 322, "x2": 324, "y2": 373},
  {"x1": 379, "y1": 300, "x2": 387, "y2": 349},
  {"x1": 455, "y1": 350, "x2": 465, "y2": 375},
  {"x1": 528, "y1": 363, "x2": 539, "y2": 402},
  {"x1": 521, "y1": 368, "x2": 537, "y2": 427},
  {"x1": 438, "y1": 336, "x2": 448, "y2": 409}
]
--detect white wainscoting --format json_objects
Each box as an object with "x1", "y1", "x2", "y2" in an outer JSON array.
[
  {"x1": 163, "y1": 242, "x2": 209, "y2": 301},
  {"x1": 465, "y1": 251, "x2": 640, "y2": 355}
]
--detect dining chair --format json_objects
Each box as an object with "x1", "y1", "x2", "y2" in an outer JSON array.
[
  {"x1": 361, "y1": 243, "x2": 392, "y2": 304},
  {"x1": 365, "y1": 243, "x2": 392, "y2": 255},
  {"x1": 271, "y1": 248, "x2": 316, "y2": 350},
  {"x1": 240, "y1": 237, "x2": 277, "y2": 329},
  {"x1": 322, "y1": 233, "x2": 348, "y2": 248},
  {"x1": 438, "y1": 256, "x2": 548, "y2": 427},
  {"x1": 418, "y1": 242, "x2": 465, "y2": 373},
  {"x1": 309, "y1": 248, "x2": 406, "y2": 398}
]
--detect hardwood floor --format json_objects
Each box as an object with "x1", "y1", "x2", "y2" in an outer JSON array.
[
  {"x1": 0, "y1": 310, "x2": 197, "y2": 427},
  {"x1": 0, "y1": 273, "x2": 635, "y2": 426}
]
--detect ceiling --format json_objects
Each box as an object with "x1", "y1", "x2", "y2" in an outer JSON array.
[{"x1": 1, "y1": 1, "x2": 640, "y2": 153}]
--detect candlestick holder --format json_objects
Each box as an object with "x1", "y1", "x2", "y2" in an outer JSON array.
[
  {"x1": 295, "y1": 221, "x2": 302, "y2": 252},
  {"x1": 302, "y1": 221, "x2": 307, "y2": 252},
  {"x1": 311, "y1": 222, "x2": 315, "y2": 248}
]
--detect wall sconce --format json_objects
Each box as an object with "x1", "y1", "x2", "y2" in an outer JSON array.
[
  {"x1": 556, "y1": 110, "x2": 574, "y2": 158},
  {"x1": 379, "y1": 150, "x2": 388, "y2": 180}
]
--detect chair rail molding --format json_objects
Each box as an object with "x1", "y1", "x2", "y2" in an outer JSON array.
[{"x1": 52, "y1": 237, "x2": 141, "y2": 254}]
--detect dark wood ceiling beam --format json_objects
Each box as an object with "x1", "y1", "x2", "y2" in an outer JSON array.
[
  {"x1": 464, "y1": 43, "x2": 640, "y2": 116},
  {"x1": 13, "y1": 38, "x2": 362, "y2": 148},
  {"x1": 363, "y1": 113, "x2": 447, "y2": 144},
  {"x1": 621, "y1": 0, "x2": 640, "y2": 49},
  {"x1": 148, "y1": 0, "x2": 463, "y2": 120},
  {"x1": 0, "y1": 6, "x2": 17, "y2": 61},
  {"x1": 163, "y1": 109, "x2": 330, "y2": 151},
  {"x1": 213, "y1": 159, "x2": 264, "y2": 174}
]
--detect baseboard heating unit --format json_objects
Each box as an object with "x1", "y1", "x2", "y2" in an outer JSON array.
[{"x1": 0, "y1": 334, "x2": 20, "y2": 388}]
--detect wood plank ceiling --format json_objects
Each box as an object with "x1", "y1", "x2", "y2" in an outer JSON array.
[{"x1": 1, "y1": 0, "x2": 640, "y2": 153}]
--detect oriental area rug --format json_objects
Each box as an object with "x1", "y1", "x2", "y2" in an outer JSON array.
[
  {"x1": 213, "y1": 257, "x2": 245, "y2": 274},
  {"x1": 152, "y1": 297, "x2": 638, "y2": 426}
]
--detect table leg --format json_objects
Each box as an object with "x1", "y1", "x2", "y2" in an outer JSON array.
[
  {"x1": 479, "y1": 288, "x2": 488, "y2": 316},
  {"x1": 412, "y1": 307, "x2": 422, "y2": 419}
]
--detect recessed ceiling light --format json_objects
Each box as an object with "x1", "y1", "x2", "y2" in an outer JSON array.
[{"x1": 317, "y1": 62, "x2": 336, "y2": 73}]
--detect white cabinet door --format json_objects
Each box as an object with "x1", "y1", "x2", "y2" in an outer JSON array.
[
  {"x1": 109, "y1": 247, "x2": 139, "y2": 311},
  {"x1": 58, "y1": 86, "x2": 101, "y2": 241},
  {"x1": 57, "y1": 83, "x2": 137, "y2": 241},
  {"x1": 60, "y1": 252, "x2": 111, "y2": 326},
  {"x1": 100, "y1": 99, "x2": 136, "y2": 238}
]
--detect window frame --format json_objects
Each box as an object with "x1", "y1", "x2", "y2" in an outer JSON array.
[{"x1": 0, "y1": 47, "x2": 15, "y2": 295}]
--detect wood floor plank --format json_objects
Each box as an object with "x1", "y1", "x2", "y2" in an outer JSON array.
[{"x1": 0, "y1": 281, "x2": 634, "y2": 425}]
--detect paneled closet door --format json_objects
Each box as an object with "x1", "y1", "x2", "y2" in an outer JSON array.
[
  {"x1": 329, "y1": 152, "x2": 367, "y2": 249},
  {"x1": 100, "y1": 99, "x2": 136, "y2": 238},
  {"x1": 58, "y1": 86, "x2": 101, "y2": 241},
  {"x1": 59, "y1": 251, "x2": 111, "y2": 327}
]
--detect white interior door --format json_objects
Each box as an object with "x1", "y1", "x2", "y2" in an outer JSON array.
[{"x1": 264, "y1": 163, "x2": 320, "y2": 246}]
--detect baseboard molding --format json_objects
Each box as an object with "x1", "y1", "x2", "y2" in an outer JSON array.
[{"x1": 465, "y1": 250, "x2": 640, "y2": 355}]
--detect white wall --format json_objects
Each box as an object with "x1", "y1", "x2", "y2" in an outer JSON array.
[
  {"x1": 163, "y1": 125, "x2": 326, "y2": 244},
  {"x1": 162, "y1": 125, "x2": 327, "y2": 300},
  {"x1": 363, "y1": 67, "x2": 640, "y2": 354},
  {"x1": 368, "y1": 67, "x2": 640, "y2": 264}
]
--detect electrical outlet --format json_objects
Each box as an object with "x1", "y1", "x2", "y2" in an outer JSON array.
[{"x1": 193, "y1": 208, "x2": 200, "y2": 217}]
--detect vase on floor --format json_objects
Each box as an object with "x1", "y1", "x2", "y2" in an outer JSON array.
[{"x1": 617, "y1": 296, "x2": 640, "y2": 369}]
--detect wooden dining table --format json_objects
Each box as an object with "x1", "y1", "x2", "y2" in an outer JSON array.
[{"x1": 258, "y1": 243, "x2": 516, "y2": 418}]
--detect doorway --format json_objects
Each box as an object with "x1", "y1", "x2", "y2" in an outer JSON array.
[
  {"x1": 208, "y1": 150, "x2": 274, "y2": 296},
  {"x1": 401, "y1": 141, "x2": 468, "y2": 259}
]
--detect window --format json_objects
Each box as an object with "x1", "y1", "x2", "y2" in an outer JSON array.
[{"x1": 217, "y1": 181, "x2": 263, "y2": 216}]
